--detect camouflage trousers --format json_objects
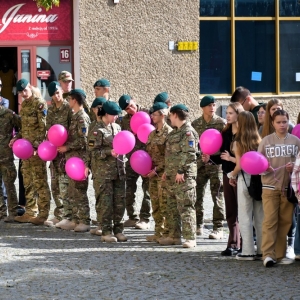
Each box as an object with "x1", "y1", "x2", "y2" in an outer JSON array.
[
  {"x1": 22, "y1": 155, "x2": 51, "y2": 218},
  {"x1": 0, "y1": 159, "x2": 18, "y2": 217},
  {"x1": 165, "y1": 177, "x2": 197, "y2": 240},
  {"x1": 49, "y1": 157, "x2": 69, "y2": 221},
  {"x1": 125, "y1": 174, "x2": 151, "y2": 221},
  {"x1": 196, "y1": 164, "x2": 225, "y2": 229},
  {"x1": 65, "y1": 177, "x2": 90, "y2": 225},
  {"x1": 149, "y1": 175, "x2": 168, "y2": 237},
  {"x1": 94, "y1": 177, "x2": 125, "y2": 235}
]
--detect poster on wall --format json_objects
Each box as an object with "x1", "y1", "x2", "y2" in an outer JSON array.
[{"x1": 0, "y1": 0, "x2": 72, "y2": 41}]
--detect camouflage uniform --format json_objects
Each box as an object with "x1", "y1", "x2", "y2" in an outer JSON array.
[
  {"x1": 146, "y1": 122, "x2": 172, "y2": 237},
  {"x1": 86, "y1": 120, "x2": 126, "y2": 235},
  {"x1": 191, "y1": 115, "x2": 226, "y2": 230},
  {"x1": 119, "y1": 105, "x2": 151, "y2": 221},
  {"x1": 164, "y1": 122, "x2": 199, "y2": 240},
  {"x1": 64, "y1": 109, "x2": 91, "y2": 225},
  {"x1": 0, "y1": 106, "x2": 20, "y2": 217},
  {"x1": 46, "y1": 99, "x2": 73, "y2": 221},
  {"x1": 16, "y1": 95, "x2": 51, "y2": 218}
]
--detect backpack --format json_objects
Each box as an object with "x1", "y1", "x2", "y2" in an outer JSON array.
[{"x1": 241, "y1": 171, "x2": 262, "y2": 201}]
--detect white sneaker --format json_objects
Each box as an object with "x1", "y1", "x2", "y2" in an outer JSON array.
[
  {"x1": 286, "y1": 246, "x2": 295, "y2": 260},
  {"x1": 263, "y1": 256, "x2": 276, "y2": 267},
  {"x1": 278, "y1": 257, "x2": 294, "y2": 265}
]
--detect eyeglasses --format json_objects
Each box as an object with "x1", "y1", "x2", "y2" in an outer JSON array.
[{"x1": 240, "y1": 96, "x2": 249, "y2": 107}]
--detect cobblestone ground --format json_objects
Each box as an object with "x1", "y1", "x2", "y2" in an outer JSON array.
[{"x1": 0, "y1": 160, "x2": 299, "y2": 299}]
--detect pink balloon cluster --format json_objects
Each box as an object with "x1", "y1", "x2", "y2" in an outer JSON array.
[
  {"x1": 12, "y1": 139, "x2": 33, "y2": 160},
  {"x1": 65, "y1": 157, "x2": 86, "y2": 181},
  {"x1": 130, "y1": 150, "x2": 152, "y2": 175},
  {"x1": 130, "y1": 111, "x2": 154, "y2": 143},
  {"x1": 240, "y1": 151, "x2": 268, "y2": 175},
  {"x1": 199, "y1": 129, "x2": 223, "y2": 155}
]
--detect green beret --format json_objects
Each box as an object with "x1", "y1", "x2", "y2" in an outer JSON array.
[
  {"x1": 91, "y1": 97, "x2": 106, "y2": 108},
  {"x1": 69, "y1": 89, "x2": 86, "y2": 98},
  {"x1": 118, "y1": 94, "x2": 131, "y2": 110},
  {"x1": 154, "y1": 92, "x2": 169, "y2": 103},
  {"x1": 16, "y1": 79, "x2": 29, "y2": 92},
  {"x1": 200, "y1": 95, "x2": 215, "y2": 107},
  {"x1": 103, "y1": 101, "x2": 121, "y2": 115},
  {"x1": 150, "y1": 102, "x2": 168, "y2": 114},
  {"x1": 170, "y1": 104, "x2": 189, "y2": 113},
  {"x1": 93, "y1": 78, "x2": 111, "y2": 88},
  {"x1": 48, "y1": 81, "x2": 60, "y2": 97}
]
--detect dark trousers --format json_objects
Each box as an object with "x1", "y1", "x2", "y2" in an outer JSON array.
[{"x1": 223, "y1": 174, "x2": 241, "y2": 249}]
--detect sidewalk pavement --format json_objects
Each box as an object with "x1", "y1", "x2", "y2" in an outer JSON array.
[{"x1": 0, "y1": 163, "x2": 298, "y2": 299}]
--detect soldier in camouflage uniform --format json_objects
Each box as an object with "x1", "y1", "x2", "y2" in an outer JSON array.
[
  {"x1": 0, "y1": 106, "x2": 21, "y2": 221},
  {"x1": 160, "y1": 104, "x2": 199, "y2": 248},
  {"x1": 55, "y1": 89, "x2": 91, "y2": 232},
  {"x1": 11, "y1": 79, "x2": 51, "y2": 225},
  {"x1": 87, "y1": 96, "x2": 107, "y2": 236},
  {"x1": 153, "y1": 92, "x2": 172, "y2": 127},
  {"x1": 145, "y1": 102, "x2": 173, "y2": 242},
  {"x1": 44, "y1": 81, "x2": 73, "y2": 227},
  {"x1": 85, "y1": 101, "x2": 127, "y2": 242},
  {"x1": 191, "y1": 95, "x2": 226, "y2": 239},
  {"x1": 58, "y1": 71, "x2": 92, "y2": 120},
  {"x1": 118, "y1": 94, "x2": 152, "y2": 230}
]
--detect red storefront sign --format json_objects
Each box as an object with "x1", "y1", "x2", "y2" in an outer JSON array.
[
  {"x1": 37, "y1": 70, "x2": 51, "y2": 79},
  {"x1": 0, "y1": 0, "x2": 72, "y2": 41}
]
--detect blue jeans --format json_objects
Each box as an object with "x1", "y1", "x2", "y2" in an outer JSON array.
[{"x1": 294, "y1": 206, "x2": 300, "y2": 255}]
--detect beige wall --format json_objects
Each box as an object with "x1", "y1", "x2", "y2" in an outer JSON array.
[
  {"x1": 78, "y1": 0, "x2": 199, "y2": 116},
  {"x1": 215, "y1": 95, "x2": 300, "y2": 125}
]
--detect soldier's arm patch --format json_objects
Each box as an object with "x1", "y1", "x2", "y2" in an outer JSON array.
[
  {"x1": 89, "y1": 140, "x2": 95, "y2": 147},
  {"x1": 82, "y1": 127, "x2": 87, "y2": 134},
  {"x1": 79, "y1": 119, "x2": 84, "y2": 123},
  {"x1": 39, "y1": 104, "x2": 44, "y2": 110},
  {"x1": 43, "y1": 109, "x2": 47, "y2": 116},
  {"x1": 186, "y1": 132, "x2": 191, "y2": 136},
  {"x1": 188, "y1": 140, "x2": 194, "y2": 147},
  {"x1": 93, "y1": 131, "x2": 98, "y2": 136}
]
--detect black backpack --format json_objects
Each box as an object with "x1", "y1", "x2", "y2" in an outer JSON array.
[{"x1": 241, "y1": 171, "x2": 262, "y2": 201}]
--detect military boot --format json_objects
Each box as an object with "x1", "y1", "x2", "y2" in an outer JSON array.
[
  {"x1": 158, "y1": 237, "x2": 182, "y2": 245},
  {"x1": 90, "y1": 226, "x2": 102, "y2": 236},
  {"x1": 59, "y1": 220, "x2": 76, "y2": 230},
  {"x1": 74, "y1": 223, "x2": 90, "y2": 232},
  {"x1": 55, "y1": 219, "x2": 70, "y2": 228},
  {"x1": 14, "y1": 213, "x2": 33, "y2": 223},
  {"x1": 135, "y1": 220, "x2": 150, "y2": 230},
  {"x1": 123, "y1": 219, "x2": 138, "y2": 227},
  {"x1": 30, "y1": 216, "x2": 47, "y2": 225},
  {"x1": 146, "y1": 235, "x2": 160, "y2": 242},
  {"x1": 209, "y1": 228, "x2": 223, "y2": 239},
  {"x1": 196, "y1": 224, "x2": 204, "y2": 236},
  {"x1": 101, "y1": 234, "x2": 118, "y2": 243},
  {"x1": 182, "y1": 240, "x2": 196, "y2": 248},
  {"x1": 44, "y1": 217, "x2": 60, "y2": 227},
  {"x1": 115, "y1": 233, "x2": 128, "y2": 242}
]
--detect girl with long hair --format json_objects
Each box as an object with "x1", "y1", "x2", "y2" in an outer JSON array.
[
  {"x1": 220, "y1": 102, "x2": 244, "y2": 256},
  {"x1": 227, "y1": 111, "x2": 263, "y2": 260},
  {"x1": 258, "y1": 110, "x2": 300, "y2": 267}
]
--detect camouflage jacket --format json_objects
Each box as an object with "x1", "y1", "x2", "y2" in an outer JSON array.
[
  {"x1": 86, "y1": 120, "x2": 125, "y2": 180},
  {"x1": 191, "y1": 114, "x2": 226, "y2": 167},
  {"x1": 16, "y1": 95, "x2": 47, "y2": 149},
  {"x1": 165, "y1": 122, "x2": 199, "y2": 180},
  {"x1": 0, "y1": 106, "x2": 21, "y2": 162},
  {"x1": 146, "y1": 122, "x2": 173, "y2": 175},
  {"x1": 65, "y1": 109, "x2": 90, "y2": 160},
  {"x1": 46, "y1": 99, "x2": 73, "y2": 131}
]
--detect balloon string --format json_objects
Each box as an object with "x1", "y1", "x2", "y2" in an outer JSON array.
[{"x1": 207, "y1": 159, "x2": 222, "y2": 197}]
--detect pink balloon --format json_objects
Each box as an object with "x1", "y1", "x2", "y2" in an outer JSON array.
[
  {"x1": 12, "y1": 139, "x2": 33, "y2": 160},
  {"x1": 48, "y1": 124, "x2": 68, "y2": 147},
  {"x1": 65, "y1": 157, "x2": 86, "y2": 181},
  {"x1": 137, "y1": 124, "x2": 155, "y2": 143},
  {"x1": 292, "y1": 124, "x2": 300, "y2": 139},
  {"x1": 37, "y1": 141, "x2": 57, "y2": 161},
  {"x1": 240, "y1": 151, "x2": 268, "y2": 175},
  {"x1": 130, "y1": 150, "x2": 152, "y2": 175},
  {"x1": 130, "y1": 111, "x2": 151, "y2": 134},
  {"x1": 199, "y1": 129, "x2": 223, "y2": 155},
  {"x1": 113, "y1": 130, "x2": 136, "y2": 155}
]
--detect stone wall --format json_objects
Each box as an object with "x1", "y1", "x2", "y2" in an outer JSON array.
[{"x1": 78, "y1": 0, "x2": 199, "y2": 115}]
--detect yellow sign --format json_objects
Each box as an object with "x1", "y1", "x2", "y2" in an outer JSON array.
[{"x1": 177, "y1": 41, "x2": 198, "y2": 51}]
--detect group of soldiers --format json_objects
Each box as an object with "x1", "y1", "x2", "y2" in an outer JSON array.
[{"x1": 0, "y1": 71, "x2": 227, "y2": 248}]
